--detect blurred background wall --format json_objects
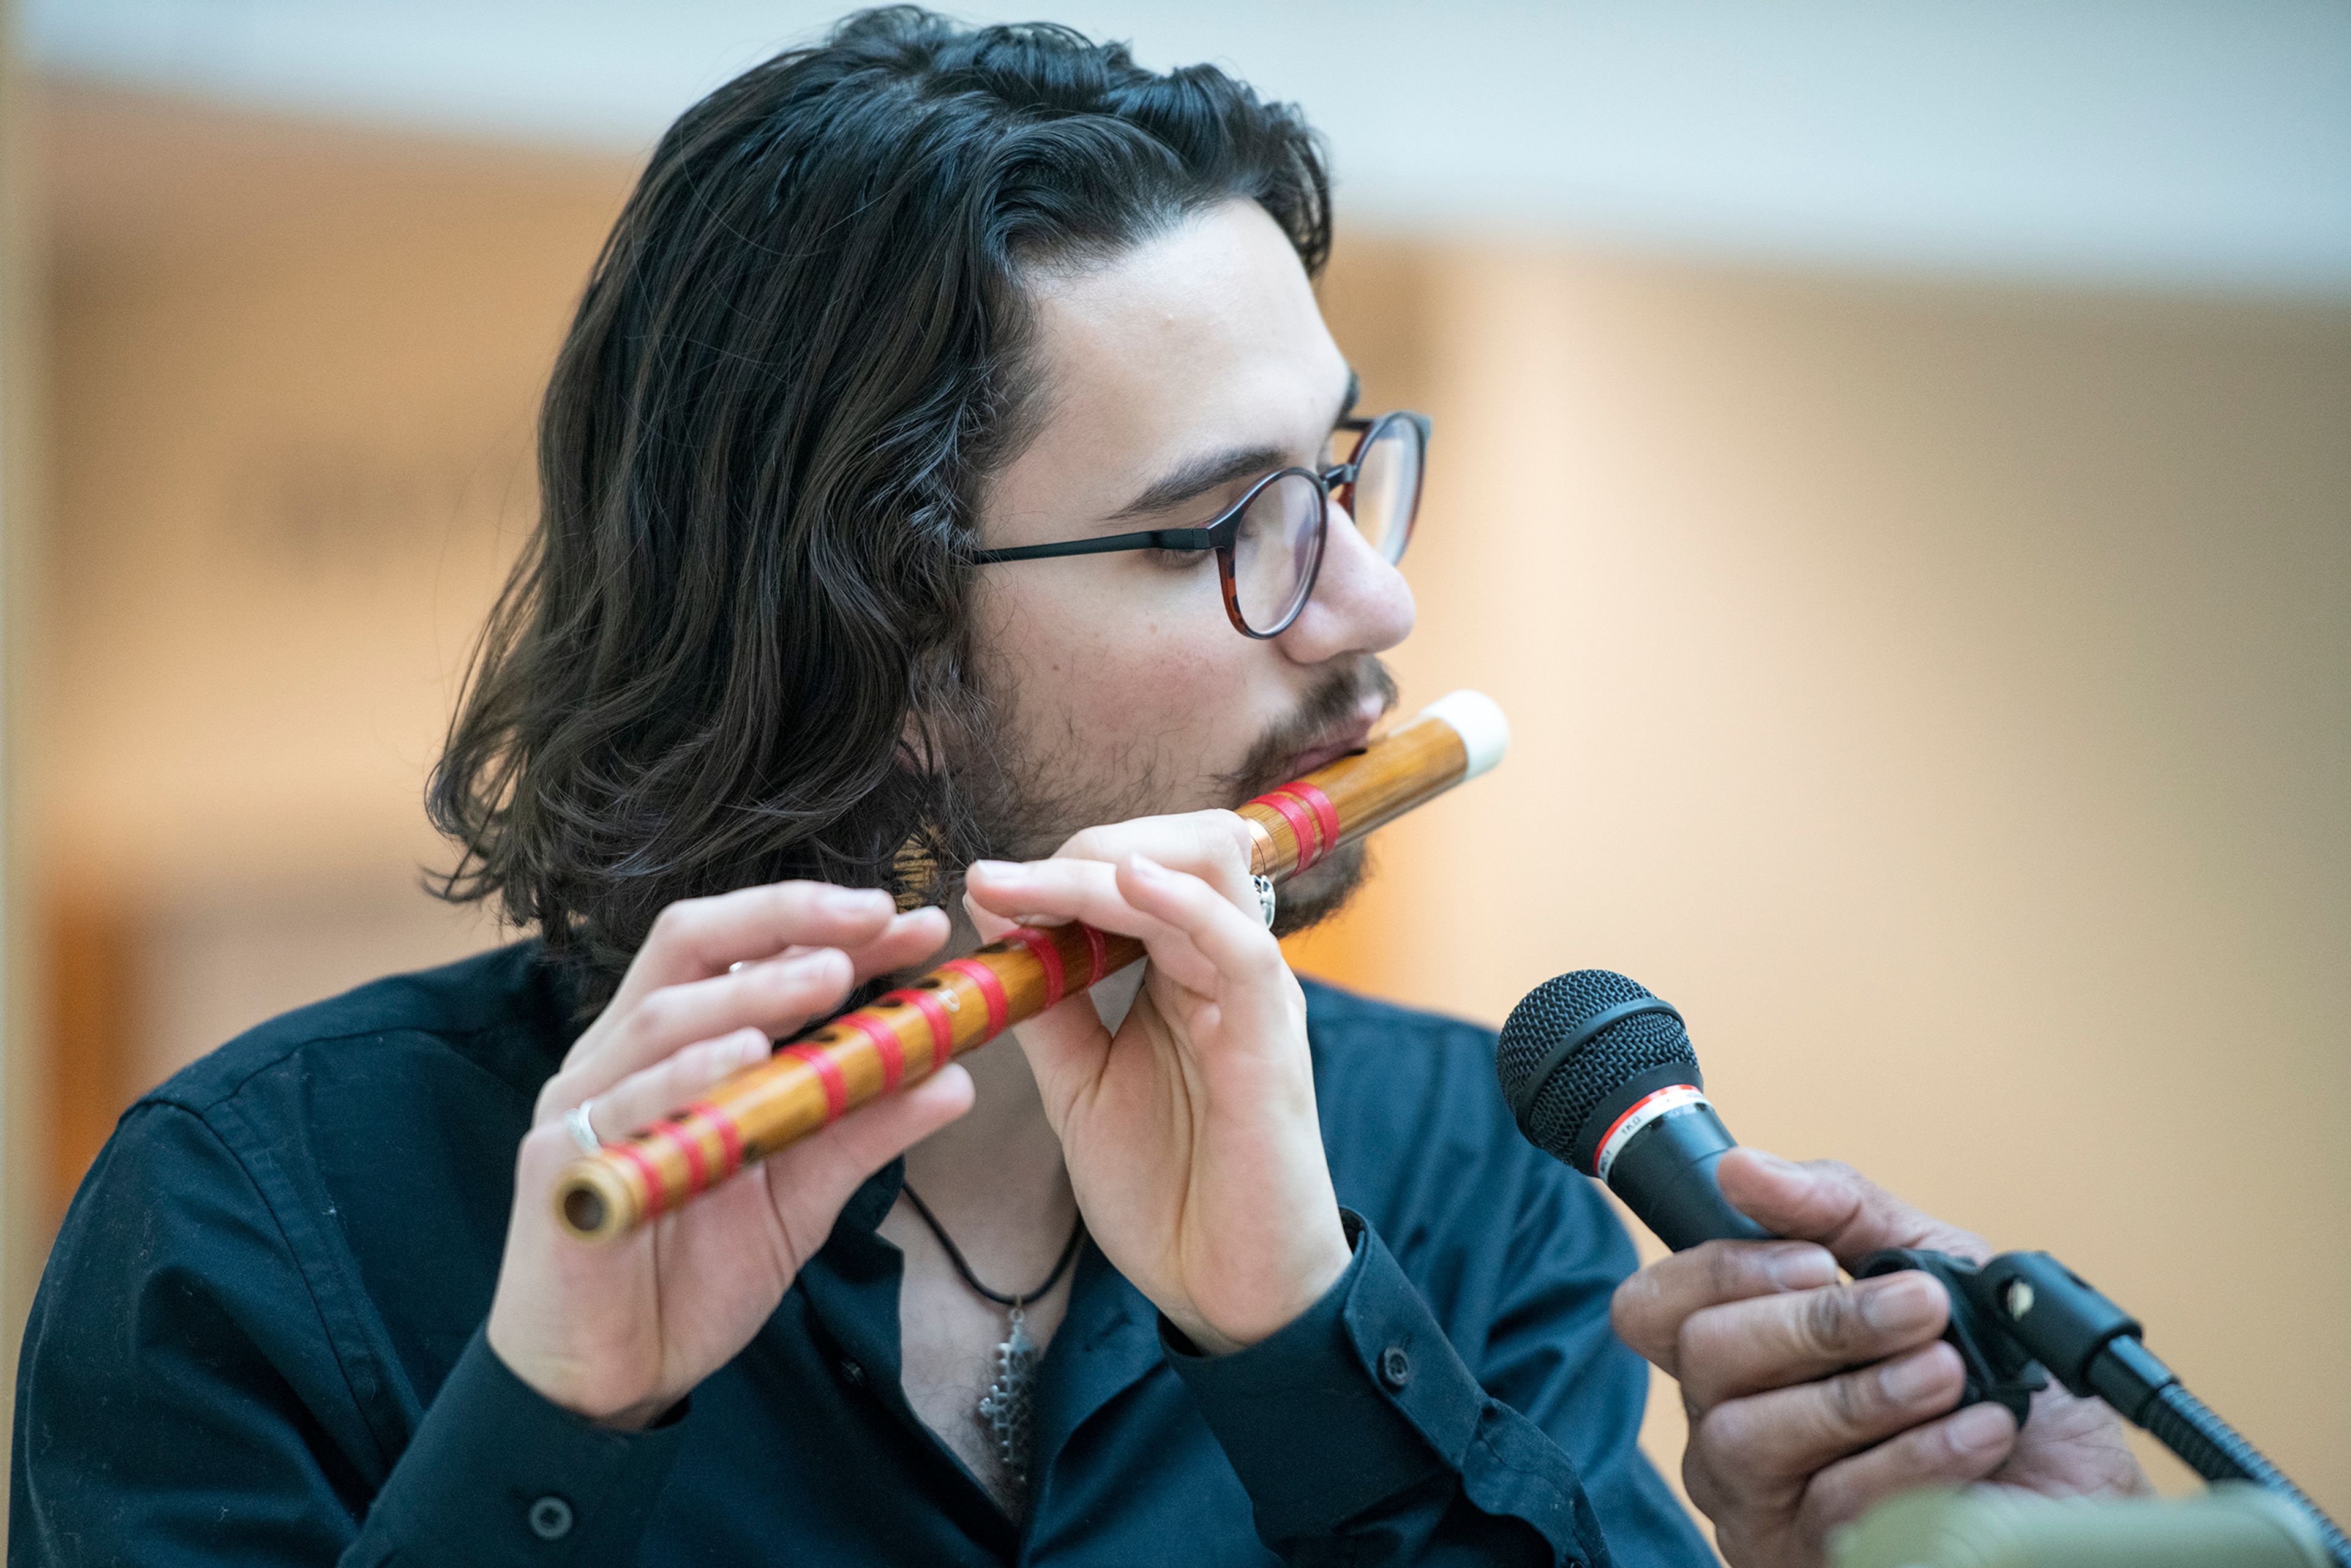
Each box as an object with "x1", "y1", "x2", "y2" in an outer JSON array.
[{"x1": 4, "y1": 0, "x2": 2347, "y2": 1542}]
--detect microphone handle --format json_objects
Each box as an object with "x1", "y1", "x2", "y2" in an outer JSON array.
[
  {"x1": 1600, "y1": 1100, "x2": 2047, "y2": 1424},
  {"x1": 1604, "y1": 1103, "x2": 1772, "y2": 1251}
]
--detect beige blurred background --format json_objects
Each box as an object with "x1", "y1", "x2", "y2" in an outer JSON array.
[{"x1": 3, "y1": 0, "x2": 2347, "y2": 1547}]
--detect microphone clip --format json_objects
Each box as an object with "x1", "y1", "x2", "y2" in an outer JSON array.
[{"x1": 1852, "y1": 1248, "x2": 2050, "y2": 1427}]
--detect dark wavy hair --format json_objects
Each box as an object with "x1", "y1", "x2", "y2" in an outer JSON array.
[{"x1": 427, "y1": 7, "x2": 1332, "y2": 1008}]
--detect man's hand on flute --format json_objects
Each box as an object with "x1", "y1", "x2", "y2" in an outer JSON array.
[
  {"x1": 484, "y1": 883, "x2": 972, "y2": 1430},
  {"x1": 964, "y1": 810, "x2": 1355, "y2": 1357}
]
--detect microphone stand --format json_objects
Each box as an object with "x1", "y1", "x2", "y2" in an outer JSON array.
[{"x1": 1850, "y1": 1244, "x2": 2351, "y2": 1568}]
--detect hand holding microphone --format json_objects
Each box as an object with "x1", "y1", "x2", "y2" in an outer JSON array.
[{"x1": 1498, "y1": 972, "x2": 2147, "y2": 1567}]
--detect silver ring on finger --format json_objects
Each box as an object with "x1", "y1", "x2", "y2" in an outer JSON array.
[
  {"x1": 1252, "y1": 874, "x2": 1277, "y2": 930},
  {"x1": 564, "y1": 1100, "x2": 603, "y2": 1157}
]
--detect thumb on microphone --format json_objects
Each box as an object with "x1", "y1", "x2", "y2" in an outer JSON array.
[{"x1": 1716, "y1": 1149, "x2": 1992, "y2": 1269}]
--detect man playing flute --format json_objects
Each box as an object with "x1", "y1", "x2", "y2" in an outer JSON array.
[{"x1": 12, "y1": 10, "x2": 2145, "y2": 1565}]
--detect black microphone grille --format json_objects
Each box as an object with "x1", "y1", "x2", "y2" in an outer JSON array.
[{"x1": 1496, "y1": 970, "x2": 1699, "y2": 1169}]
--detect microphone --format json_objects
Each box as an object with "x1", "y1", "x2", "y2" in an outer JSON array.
[
  {"x1": 1493, "y1": 969, "x2": 2351, "y2": 1566},
  {"x1": 1494, "y1": 969, "x2": 2046, "y2": 1423},
  {"x1": 1495, "y1": 969, "x2": 1767, "y2": 1251}
]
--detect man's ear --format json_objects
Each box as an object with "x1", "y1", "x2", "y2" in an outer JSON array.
[
  {"x1": 896, "y1": 651, "x2": 980, "y2": 778},
  {"x1": 896, "y1": 707, "x2": 939, "y2": 774}
]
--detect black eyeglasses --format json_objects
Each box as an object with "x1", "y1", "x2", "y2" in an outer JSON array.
[{"x1": 969, "y1": 410, "x2": 1430, "y2": 637}]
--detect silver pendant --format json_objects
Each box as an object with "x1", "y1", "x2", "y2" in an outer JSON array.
[{"x1": 975, "y1": 1304, "x2": 1040, "y2": 1498}]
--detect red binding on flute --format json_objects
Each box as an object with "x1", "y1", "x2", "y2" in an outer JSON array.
[{"x1": 553, "y1": 690, "x2": 1507, "y2": 1241}]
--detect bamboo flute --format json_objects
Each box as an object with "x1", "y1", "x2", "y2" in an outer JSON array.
[{"x1": 554, "y1": 690, "x2": 1509, "y2": 1242}]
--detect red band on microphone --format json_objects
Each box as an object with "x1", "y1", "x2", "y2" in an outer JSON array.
[
  {"x1": 1591, "y1": 1084, "x2": 1708, "y2": 1181},
  {"x1": 779, "y1": 1041, "x2": 849, "y2": 1122},
  {"x1": 840, "y1": 1011, "x2": 906, "y2": 1092},
  {"x1": 941, "y1": 958, "x2": 1010, "y2": 1036},
  {"x1": 1079, "y1": 922, "x2": 1108, "y2": 986}
]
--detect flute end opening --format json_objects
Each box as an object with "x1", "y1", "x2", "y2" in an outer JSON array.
[
  {"x1": 1415, "y1": 690, "x2": 1509, "y2": 780},
  {"x1": 555, "y1": 1160, "x2": 634, "y2": 1243},
  {"x1": 563, "y1": 1185, "x2": 609, "y2": 1236}
]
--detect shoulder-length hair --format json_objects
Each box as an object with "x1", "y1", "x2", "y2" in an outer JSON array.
[{"x1": 427, "y1": 7, "x2": 1330, "y2": 1008}]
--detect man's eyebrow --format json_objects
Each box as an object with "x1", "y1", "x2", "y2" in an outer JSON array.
[
  {"x1": 1103, "y1": 367, "x2": 1363, "y2": 526},
  {"x1": 1104, "y1": 446, "x2": 1289, "y2": 524}
]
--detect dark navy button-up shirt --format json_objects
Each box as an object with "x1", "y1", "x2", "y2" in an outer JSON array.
[{"x1": 11, "y1": 942, "x2": 1711, "y2": 1566}]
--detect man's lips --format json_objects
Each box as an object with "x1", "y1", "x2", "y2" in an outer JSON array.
[{"x1": 1274, "y1": 703, "x2": 1385, "y2": 783}]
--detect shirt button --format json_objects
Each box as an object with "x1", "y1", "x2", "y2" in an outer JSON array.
[
  {"x1": 839, "y1": 1357, "x2": 866, "y2": 1386},
  {"x1": 1379, "y1": 1346, "x2": 1412, "y2": 1390},
  {"x1": 527, "y1": 1495, "x2": 574, "y2": 1541}
]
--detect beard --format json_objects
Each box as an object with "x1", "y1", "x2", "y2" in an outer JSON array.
[{"x1": 933, "y1": 656, "x2": 1398, "y2": 940}]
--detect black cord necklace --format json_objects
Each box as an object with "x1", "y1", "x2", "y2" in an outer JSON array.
[
  {"x1": 899, "y1": 1181, "x2": 1084, "y2": 1502},
  {"x1": 901, "y1": 1182, "x2": 1085, "y2": 1307}
]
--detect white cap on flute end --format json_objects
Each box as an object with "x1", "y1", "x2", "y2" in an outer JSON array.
[{"x1": 1417, "y1": 690, "x2": 1510, "y2": 780}]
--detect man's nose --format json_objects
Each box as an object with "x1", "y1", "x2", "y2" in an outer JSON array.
[{"x1": 1275, "y1": 499, "x2": 1415, "y2": 663}]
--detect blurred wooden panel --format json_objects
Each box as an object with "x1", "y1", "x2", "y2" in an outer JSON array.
[
  {"x1": 39, "y1": 81, "x2": 629, "y2": 901},
  {"x1": 42, "y1": 890, "x2": 130, "y2": 1222}
]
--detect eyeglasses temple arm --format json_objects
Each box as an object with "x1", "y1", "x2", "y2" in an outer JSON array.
[{"x1": 969, "y1": 523, "x2": 1224, "y2": 565}]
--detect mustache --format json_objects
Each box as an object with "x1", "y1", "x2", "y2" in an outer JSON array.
[{"x1": 1217, "y1": 656, "x2": 1400, "y2": 803}]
